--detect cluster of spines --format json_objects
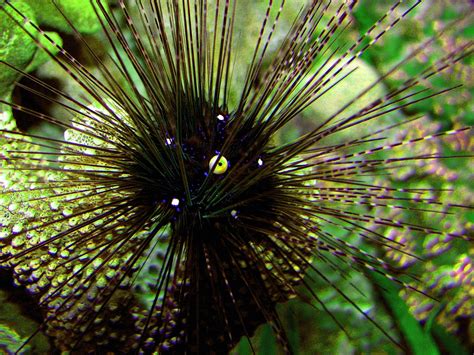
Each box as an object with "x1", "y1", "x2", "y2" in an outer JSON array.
[{"x1": 0, "y1": 0, "x2": 472, "y2": 353}]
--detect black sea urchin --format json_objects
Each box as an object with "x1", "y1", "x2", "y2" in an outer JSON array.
[{"x1": 0, "y1": 0, "x2": 472, "y2": 353}]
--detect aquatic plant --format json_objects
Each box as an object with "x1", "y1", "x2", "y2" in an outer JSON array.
[{"x1": 0, "y1": 0, "x2": 472, "y2": 353}]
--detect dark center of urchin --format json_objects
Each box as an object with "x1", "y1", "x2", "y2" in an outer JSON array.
[{"x1": 129, "y1": 105, "x2": 280, "y2": 232}]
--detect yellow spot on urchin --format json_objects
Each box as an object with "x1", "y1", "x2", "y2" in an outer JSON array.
[{"x1": 209, "y1": 155, "x2": 228, "y2": 175}]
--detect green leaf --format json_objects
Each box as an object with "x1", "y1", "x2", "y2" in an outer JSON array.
[
  {"x1": 370, "y1": 272, "x2": 440, "y2": 355},
  {"x1": 423, "y1": 302, "x2": 445, "y2": 333},
  {"x1": 259, "y1": 324, "x2": 278, "y2": 355}
]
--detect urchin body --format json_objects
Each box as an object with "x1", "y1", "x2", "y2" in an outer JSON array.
[{"x1": 120, "y1": 107, "x2": 313, "y2": 352}]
